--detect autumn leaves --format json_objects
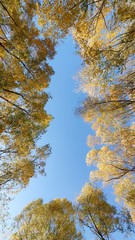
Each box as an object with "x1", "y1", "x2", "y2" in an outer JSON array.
[
  {"x1": 38, "y1": 0, "x2": 135, "y2": 234},
  {"x1": 73, "y1": 0, "x2": 135, "y2": 222},
  {"x1": 0, "y1": 0, "x2": 135, "y2": 239},
  {"x1": 0, "y1": 0, "x2": 55, "y2": 220}
]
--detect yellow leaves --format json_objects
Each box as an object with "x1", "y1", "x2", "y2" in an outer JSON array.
[
  {"x1": 77, "y1": 64, "x2": 108, "y2": 99},
  {"x1": 95, "y1": 5, "x2": 110, "y2": 35},
  {"x1": 1, "y1": 0, "x2": 134, "y2": 235},
  {"x1": 82, "y1": 94, "x2": 134, "y2": 218},
  {"x1": 86, "y1": 149, "x2": 98, "y2": 165},
  {"x1": 12, "y1": 198, "x2": 82, "y2": 240},
  {"x1": 39, "y1": 0, "x2": 80, "y2": 39},
  {"x1": 35, "y1": 2, "x2": 40, "y2": 13},
  {"x1": 0, "y1": 51, "x2": 5, "y2": 59},
  {"x1": 106, "y1": 30, "x2": 118, "y2": 41},
  {"x1": 15, "y1": 160, "x2": 35, "y2": 185},
  {"x1": 87, "y1": 35, "x2": 102, "y2": 50},
  {"x1": 87, "y1": 134, "x2": 100, "y2": 148},
  {"x1": 114, "y1": 177, "x2": 135, "y2": 222},
  {"x1": 100, "y1": 145, "x2": 108, "y2": 152},
  {"x1": 2, "y1": 91, "x2": 19, "y2": 103},
  {"x1": 109, "y1": 85, "x2": 122, "y2": 100},
  {"x1": 117, "y1": 3, "x2": 135, "y2": 22},
  {"x1": 0, "y1": 134, "x2": 10, "y2": 145},
  {"x1": 30, "y1": 79, "x2": 48, "y2": 91},
  {"x1": 78, "y1": 183, "x2": 103, "y2": 205},
  {"x1": 76, "y1": 183, "x2": 120, "y2": 238},
  {"x1": 0, "y1": 0, "x2": 56, "y2": 203},
  {"x1": 72, "y1": 5, "x2": 113, "y2": 63}
]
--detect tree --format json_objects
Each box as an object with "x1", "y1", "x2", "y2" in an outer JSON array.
[
  {"x1": 73, "y1": 0, "x2": 134, "y2": 123},
  {"x1": 38, "y1": 0, "x2": 86, "y2": 39},
  {"x1": 38, "y1": 0, "x2": 135, "y2": 224},
  {"x1": 77, "y1": 73, "x2": 135, "y2": 221},
  {"x1": 0, "y1": 0, "x2": 56, "y2": 189},
  {"x1": 0, "y1": 0, "x2": 56, "y2": 225},
  {"x1": 72, "y1": 0, "x2": 135, "y2": 77},
  {"x1": 10, "y1": 194, "x2": 135, "y2": 240},
  {"x1": 76, "y1": 183, "x2": 121, "y2": 240},
  {"x1": 73, "y1": 0, "x2": 135, "y2": 222},
  {"x1": 11, "y1": 198, "x2": 83, "y2": 240}
]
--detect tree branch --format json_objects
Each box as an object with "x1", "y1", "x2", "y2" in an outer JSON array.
[
  {"x1": 0, "y1": 95, "x2": 30, "y2": 115},
  {"x1": 0, "y1": 1, "x2": 19, "y2": 27}
]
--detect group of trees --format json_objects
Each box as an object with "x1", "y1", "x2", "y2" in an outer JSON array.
[
  {"x1": 11, "y1": 198, "x2": 82, "y2": 240},
  {"x1": 73, "y1": 0, "x2": 135, "y2": 222},
  {"x1": 10, "y1": 184, "x2": 134, "y2": 240},
  {"x1": 0, "y1": 0, "x2": 56, "y2": 218},
  {"x1": 39, "y1": 0, "x2": 135, "y2": 236},
  {"x1": 0, "y1": 0, "x2": 134, "y2": 239}
]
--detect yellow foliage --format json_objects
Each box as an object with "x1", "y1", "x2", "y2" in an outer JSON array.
[
  {"x1": 77, "y1": 183, "x2": 120, "y2": 238},
  {"x1": 11, "y1": 199, "x2": 82, "y2": 240}
]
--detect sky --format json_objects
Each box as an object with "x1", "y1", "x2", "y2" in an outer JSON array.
[
  {"x1": 9, "y1": 35, "x2": 90, "y2": 218},
  {"x1": 8, "y1": 36, "x2": 134, "y2": 240}
]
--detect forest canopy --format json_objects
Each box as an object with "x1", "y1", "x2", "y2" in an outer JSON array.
[
  {"x1": 0, "y1": 0, "x2": 56, "y2": 219},
  {"x1": 0, "y1": 0, "x2": 135, "y2": 239}
]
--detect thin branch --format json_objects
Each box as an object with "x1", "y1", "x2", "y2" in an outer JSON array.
[
  {"x1": 0, "y1": 1, "x2": 19, "y2": 27},
  {"x1": 0, "y1": 95, "x2": 30, "y2": 115},
  {"x1": 107, "y1": 166, "x2": 135, "y2": 182},
  {"x1": 94, "y1": 0, "x2": 106, "y2": 32},
  {"x1": 0, "y1": 42, "x2": 34, "y2": 78},
  {"x1": 2, "y1": 88, "x2": 30, "y2": 102}
]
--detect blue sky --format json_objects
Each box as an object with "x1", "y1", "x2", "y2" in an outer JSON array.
[
  {"x1": 8, "y1": 36, "x2": 134, "y2": 240},
  {"x1": 9, "y1": 35, "x2": 90, "y2": 214}
]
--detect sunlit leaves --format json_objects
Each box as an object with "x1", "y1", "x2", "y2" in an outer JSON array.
[
  {"x1": 11, "y1": 199, "x2": 83, "y2": 240},
  {"x1": 0, "y1": 0, "x2": 56, "y2": 223},
  {"x1": 76, "y1": 183, "x2": 121, "y2": 240},
  {"x1": 73, "y1": 0, "x2": 135, "y2": 222}
]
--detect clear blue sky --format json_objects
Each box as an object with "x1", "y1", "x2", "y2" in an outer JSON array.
[
  {"x1": 9, "y1": 35, "x2": 90, "y2": 218},
  {"x1": 8, "y1": 36, "x2": 134, "y2": 240}
]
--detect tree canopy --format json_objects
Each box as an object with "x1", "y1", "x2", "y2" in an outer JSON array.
[
  {"x1": 0, "y1": 0, "x2": 135, "y2": 238},
  {"x1": 0, "y1": 0, "x2": 56, "y2": 188},
  {"x1": 0, "y1": 0, "x2": 56, "y2": 222},
  {"x1": 10, "y1": 189, "x2": 134, "y2": 240},
  {"x1": 76, "y1": 184, "x2": 120, "y2": 240},
  {"x1": 72, "y1": 0, "x2": 135, "y2": 221},
  {"x1": 11, "y1": 198, "x2": 83, "y2": 240}
]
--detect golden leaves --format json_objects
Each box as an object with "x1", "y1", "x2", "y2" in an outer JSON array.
[
  {"x1": 0, "y1": 0, "x2": 55, "y2": 219},
  {"x1": 114, "y1": 177, "x2": 135, "y2": 222},
  {"x1": 11, "y1": 198, "x2": 83, "y2": 240},
  {"x1": 73, "y1": 0, "x2": 135, "y2": 222},
  {"x1": 76, "y1": 183, "x2": 120, "y2": 238}
]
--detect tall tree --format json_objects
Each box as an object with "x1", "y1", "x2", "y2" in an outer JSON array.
[
  {"x1": 76, "y1": 183, "x2": 135, "y2": 240},
  {"x1": 72, "y1": 0, "x2": 135, "y2": 76},
  {"x1": 0, "y1": 0, "x2": 56, "y2": 222},
  {"x1": 0, "y1": 0, "x2": 55, "y2": 187},
  {"x1": 76, "y1": 183, "x2": 121, "y2": 240},
  {"x1": 11, "y1": 198, "x2": 83, "y2": 240},
  {"x1": 73, "y1": 0, "x2": 135, "y2": 221}
]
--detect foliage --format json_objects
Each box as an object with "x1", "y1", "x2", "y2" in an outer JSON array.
[
  {"x1": 11, "y1": 198, "x2": 83, "y2": 240},
  {"x1": 10, "y1": 190, "x2": 134, "y2": 240},
  {"x1": 73, "y1": 0, "x2": 135, "y2": 221},
  {"x1": 73, "y1": 0, "x2": 135, "y2": 77},
  {"x1": 0, "y1": 0, "x2": 135, "y2": 237},
  {"x1": 0, "y1": 0, "x2": 56, "y2": 188},
  {"x1": 76, "y1": 183, "x2": 121, "y2": 240},
  {"x1": 38, "y1": 0, "x2": 93, "y2": 39},
  {"x1": 0, "y1": 0, "x2": 56, "y2": 223}
]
